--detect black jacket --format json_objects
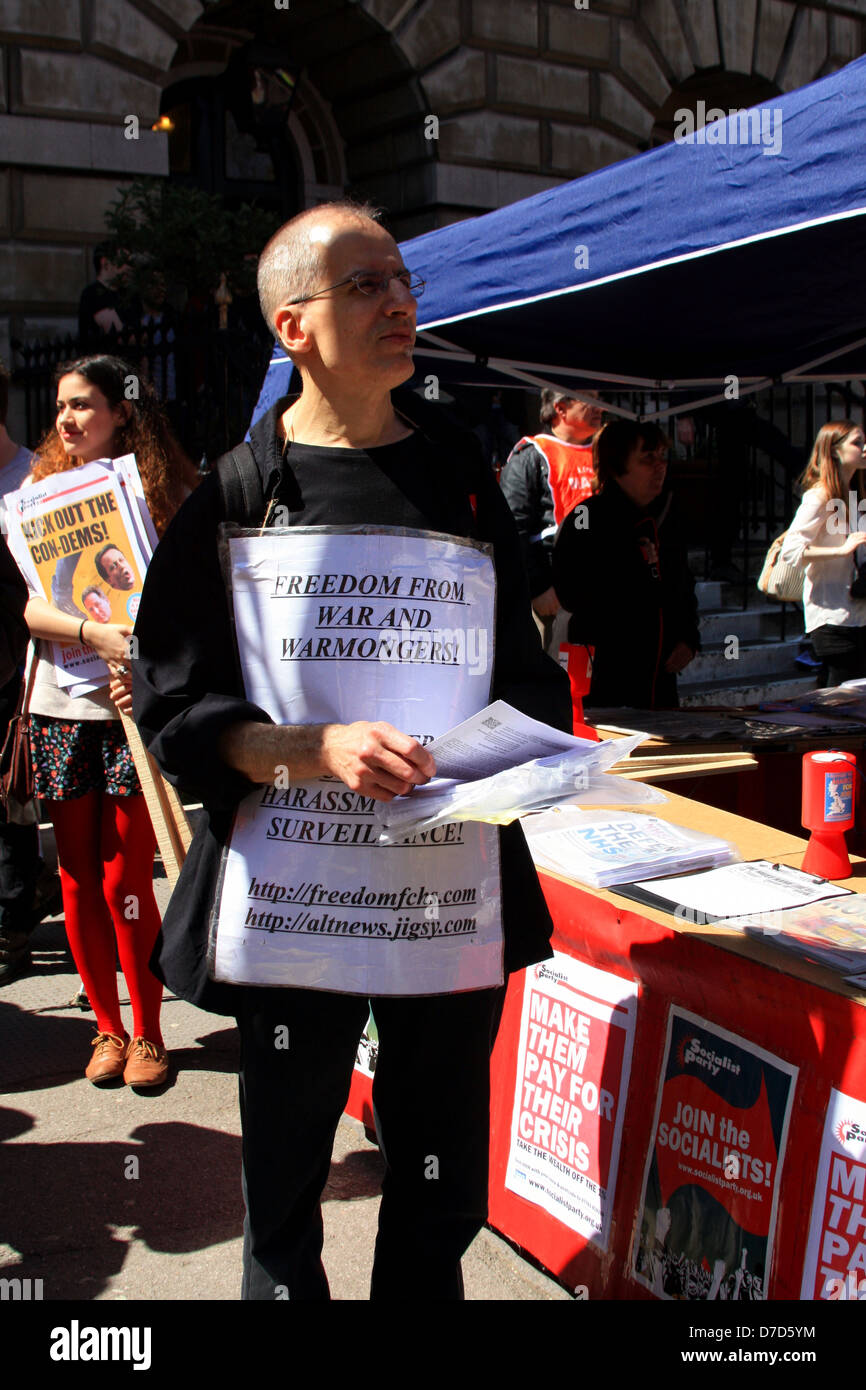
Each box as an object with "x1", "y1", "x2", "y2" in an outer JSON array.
[
  {"x1": 500, "y1": 435, "x2": 594, "y2": 600},
  {"x1": 500, "y1": 439, "x2": 556, "y2": 598},
  {"x1": 133, "y1": 389, "x2": 572, "y2": 1015},
  {"x1": 552, "y1": 482, "x2": 700, "y2": 710}
]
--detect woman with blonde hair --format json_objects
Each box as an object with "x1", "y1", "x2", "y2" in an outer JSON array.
[
  {"x1": 24, "y1": 354, "x2": 191, "y2": 1086},
  {"x1": 780, "y1": 419, "x2": 866, "y2": 685}
]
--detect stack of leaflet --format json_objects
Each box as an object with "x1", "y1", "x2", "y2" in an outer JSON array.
[
  {"x1": 732, "y1": 895, "x2": 866, "y2": 975},
  {"x1": 522, "y1": 808, "x2": 739, "y2": 890},
  {"x1": 761, "y1": 681, "x2": 866, "y2": 724}
]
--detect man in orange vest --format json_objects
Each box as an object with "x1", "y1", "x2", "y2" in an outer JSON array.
[{"x1": 501, "y1": 388, "x2": 602, "y2": 651}]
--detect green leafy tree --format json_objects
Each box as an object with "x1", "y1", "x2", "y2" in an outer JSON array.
[{"x1": 103, "y1": 178, "x2": 280, "y2": 310}]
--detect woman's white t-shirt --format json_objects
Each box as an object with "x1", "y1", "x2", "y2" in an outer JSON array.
[{"x1": 779, "y1": 486, "x2": 866, "y2": 632}]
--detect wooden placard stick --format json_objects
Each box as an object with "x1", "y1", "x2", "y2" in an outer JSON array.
[
  {"x1": 615, "y1": 756, "x2": 757, "y2": 781},
  {"x1": 119, "y1": 710, "x2": 192, "y2": 888}
]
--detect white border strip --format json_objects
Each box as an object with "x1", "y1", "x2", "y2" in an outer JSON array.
[{"x1": 416, "y1": 205, "x2": 866, "y2": 332}]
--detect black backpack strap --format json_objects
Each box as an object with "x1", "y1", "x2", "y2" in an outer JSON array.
[
  {"x1": 213, "y1": 442, "x2": 265, "y2": 528},
  {"x1": 214, "y1": 439, "x2": 305, "y2": 529}
]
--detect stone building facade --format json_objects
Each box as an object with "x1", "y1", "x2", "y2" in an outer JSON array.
[{"x1": 1, "y1": 0, "x2": 864, "y2": 413}]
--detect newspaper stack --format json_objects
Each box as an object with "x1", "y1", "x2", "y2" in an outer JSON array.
[
  {"x1": 734, "y1": 895, "x2": 866, "y2": 976},
  {"x1": 522, "y1": 808, "x2": 738, "y2": 889},
  {"x1": 5, "y1": 454, "x2": 155, "y2": 697}
]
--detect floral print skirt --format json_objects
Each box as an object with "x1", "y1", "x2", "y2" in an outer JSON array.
[{"x1": 29, "y1": 716, "x2": 141, "y2": 800}]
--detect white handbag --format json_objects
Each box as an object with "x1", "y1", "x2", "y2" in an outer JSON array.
[{"x1": 757, "y1": 532, "x2": 804, "y2": 603}]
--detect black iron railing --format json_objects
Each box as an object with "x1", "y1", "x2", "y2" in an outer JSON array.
[
  {"x1": 11, "y1": 307, "x2": 273, "y2": 468},
  {"x1": 600, "y1": 381, "x2": 865, "y2": 616}
]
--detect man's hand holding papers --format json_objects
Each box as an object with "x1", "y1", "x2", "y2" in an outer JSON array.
[{"x1": 374, "y1": 701, "x2": 663, "y2": 841}]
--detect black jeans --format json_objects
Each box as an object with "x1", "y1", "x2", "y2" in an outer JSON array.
[
  {"x1": 236, "y1": 983, "x2": 506, "y2": 1300},
  {"x1": 810, "y1": 624, "x2": 866, "y2": 689}
]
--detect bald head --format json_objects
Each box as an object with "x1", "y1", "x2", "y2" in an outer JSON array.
[{"x1": 257, "y1": 200, "x2": 384, "y2": 344}]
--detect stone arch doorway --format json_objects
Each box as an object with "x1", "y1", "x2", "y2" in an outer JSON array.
[
  {"x1": 652, "y1": 71, "x2": 781, "y2": 146},
  {"x1": 161, "y1": 0, "x2": 432, "y2": 230},
  {"x1": 160, "y1": 44, "x2": 346, "y2": 218},
  {"x1": 160, "y1": 64, "x2": 303, "y2": 221}
]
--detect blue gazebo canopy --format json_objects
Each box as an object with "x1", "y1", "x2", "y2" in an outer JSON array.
[{"x1": 253, "y1": 56, "x2": 866, "y2": 424}]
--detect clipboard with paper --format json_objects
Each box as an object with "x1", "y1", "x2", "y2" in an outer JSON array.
[{"x1": 613, "y1": 859, "x2": 851, "y2": 925}]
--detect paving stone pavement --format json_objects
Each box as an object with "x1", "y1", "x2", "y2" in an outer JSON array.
[{"x1": 0, "y1": 831, "x2": 569, "y2": 1302}]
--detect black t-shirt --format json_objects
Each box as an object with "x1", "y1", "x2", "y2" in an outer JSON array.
[
  {"x1": 133, "y1": 396, "x2": 571, "y2": 1011},
  {"x1": 276, "y1": 433, "x2": 474, "y2": 538}
]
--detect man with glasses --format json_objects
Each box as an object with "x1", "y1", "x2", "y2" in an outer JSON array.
[{"x1": 133, "y1": 200, "x2": 570, "y2": 1300}]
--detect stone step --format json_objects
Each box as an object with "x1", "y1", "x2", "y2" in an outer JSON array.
[
  {"x1": 679, "y1": 673, "x2": 817, "y2": 709},
  {"x1": 680, "y1": 636, "x2": 804, "y2": 685},
  {"x1": 695, "y1": 579, "x2": 758, "y2": 610},
  {"x1": 688, "y1": 534, "x2": 787, "y2": 569},
  {"x1": 689, "y1": 558, "x2": 768, "y2": 581},
  {"x1": 689, "y1": 538, "x2": 794, "y2": 586},
  {"x1": 694, "y1": 578, "x2": 804, "y2": 613},
  {"x1": 695, "y1": 580, "x2": 727, "y2": 609},
  {"x1": 698, "y1": 607, "x2": 805, "y2": 644}
]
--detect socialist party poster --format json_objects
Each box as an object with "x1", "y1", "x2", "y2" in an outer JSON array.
[
  {"x1": 800, "y1": 1088, "x2": 866, "y2": 1300},
  {"x1": 504, "y1": 954, "x2": 637, "y2": 1248},
  {"x1": 634, "y1": 1007, "x2": 797, "y2": 1300}
]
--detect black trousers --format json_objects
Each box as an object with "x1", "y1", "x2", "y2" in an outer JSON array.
[
  {"x1": 235, "y1": 983, "x2": 506, "y2": 1300},
  {"x1": 810, "y1": 623, "x2": 866, "y2": 689}
]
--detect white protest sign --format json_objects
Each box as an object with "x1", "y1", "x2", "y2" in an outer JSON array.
[
  {"x1": 210, "y1": 527, "x2": 504, "y2": 996},
  {"x1": 111, "y1": 452, "x2": 159, "y2": 554},
  {"x1": 505, "y1": 954, "x2": 637, "y2": 1246},
  {"x1": 801, "y1": 1088, "x2": 866, "y2": 1300},
  {"x1": 6, "y1": 460, "x2": 152, "y2": 689}
]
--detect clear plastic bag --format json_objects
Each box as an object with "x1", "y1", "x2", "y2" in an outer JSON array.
[
  {"x1": 374, "y1": 733, "x2": 664, "y2": 842},
  {"x1": 522, "y1": 807, "x2": 738, "y2": 888}
]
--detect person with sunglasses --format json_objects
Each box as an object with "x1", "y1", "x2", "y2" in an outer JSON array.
[{"x1": 553, "y1": 419, "x2": 699, "y2": 711}]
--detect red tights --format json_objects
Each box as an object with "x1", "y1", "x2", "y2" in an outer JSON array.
[{"x1": 47, "y1": 792, "x2": 163, "y2": 1045}]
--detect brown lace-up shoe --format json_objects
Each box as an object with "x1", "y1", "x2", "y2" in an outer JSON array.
[
  {"x1": 85, "y1": 1032, "x2": 129, "y2": 1083},
  {"x1": 124, "y1": 1037, "x2": 169, "y2": 1088}
]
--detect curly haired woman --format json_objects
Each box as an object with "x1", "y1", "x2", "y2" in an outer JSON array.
[{"x1": 26, "y1": 354, "x2": 193, "y2": 1086}]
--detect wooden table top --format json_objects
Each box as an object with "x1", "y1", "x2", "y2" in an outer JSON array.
[{"x1": 534, "y1": 786, "x2": 866, "y2": 1004}]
